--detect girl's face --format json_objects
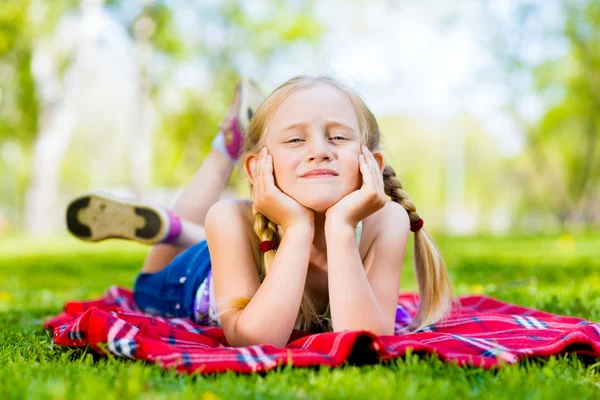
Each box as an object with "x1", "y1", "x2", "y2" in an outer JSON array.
[{"x1": 263, "y1": 83, "x2": 363, "y2": 213}]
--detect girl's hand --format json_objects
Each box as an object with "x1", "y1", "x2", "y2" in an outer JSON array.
[
  {"x1": 251, "y1": 147, "x2": 314, "y2": 231},
  {"x1": 325, "y1": 145, "x2": 387, "y2": 228}
]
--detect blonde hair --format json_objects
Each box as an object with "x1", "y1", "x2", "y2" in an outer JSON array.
[{"x1": 223, "y1": 75, "x2": 456, "y2": 333}]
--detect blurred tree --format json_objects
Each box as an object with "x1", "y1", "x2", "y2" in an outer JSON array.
[
  {"x1": 379, "y1": 114, "x2": 510, "y2": 234},
  {"x1": 480, "y1": 0, "x2": 600, "y2": 229},
  {"x1": 0, "y1": 0, "x2": 324, "y2": 233},
  {"x1": 0, "y1": 0, "x2": 79, "y2": 229},
  {"x1": 533, "y1": 1, "x2": 600, "y2": 225},
  {"x1": 149, "y1": 0, "x2": 324, "y2": 189}
]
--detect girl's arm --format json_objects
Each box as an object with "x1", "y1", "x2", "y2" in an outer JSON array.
[
  {"x1": 233, "y1": 223, "x2": 313, "y2": 347},
  {"x1": 206, "y1": 200, "x2": 314, "y2": 348},
  {"x1": 325, "y1": 201, "x2": 410, "y2": 336}
]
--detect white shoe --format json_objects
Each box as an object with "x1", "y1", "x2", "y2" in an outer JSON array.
[{"x1": 65, "y1": 191, "x2": 171, "y2": 244}]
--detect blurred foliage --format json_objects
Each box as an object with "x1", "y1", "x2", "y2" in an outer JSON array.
[
  {"x1": 530, "y1": 1, "x2": 600, "y2": 221},
  {"x1": 1, "y1": 0, "x2": 599, "y2": 233},
  {"x1": 0, "y1": 0, "x2": 324, "y2": 229},
  {"x1": 150, "y1": 1, "x2": 324, "y2": 187},
  {"x1": 483, "y1": 0, "x2": 600, "y2": 228},
  {"x1": 379, "y1": 114, "x2": 511, "y2": 232},
  {"x1": 0, "y1": 0, "x2": 79, "y2": 227}
]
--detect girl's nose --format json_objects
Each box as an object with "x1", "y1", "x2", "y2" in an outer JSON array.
[{"x1": 306, "y1": 136, "x2": 332, "y2": 161}]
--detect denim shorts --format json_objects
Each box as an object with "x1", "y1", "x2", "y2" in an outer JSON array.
[{"x1": 133, "y1": 240, "x2": 212, "y2": 319}]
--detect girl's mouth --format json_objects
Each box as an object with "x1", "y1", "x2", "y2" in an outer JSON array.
[{"x1": 302, "y1": 174, "x2": 337, "y2": 179}]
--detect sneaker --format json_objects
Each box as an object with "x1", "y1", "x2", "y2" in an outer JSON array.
[
  {"x1": 65, "y1": 191, "x2": 177, "y2": 244},
  {"x1": 223, "y1": 78, "x2": 264, "y2": 160}
]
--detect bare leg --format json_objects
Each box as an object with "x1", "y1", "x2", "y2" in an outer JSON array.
[
  {"x1": 139, "y1": 79, "x2": 264, "y2": 274},
  {"x1": 140, "y1": 149, "x2": 235, "y2": 273},
  {"x1": 167, "y1": 220, "x2": 206, "y2": 248}
]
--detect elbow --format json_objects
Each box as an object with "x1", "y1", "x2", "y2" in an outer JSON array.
[
  {"x1": 332, "y1": 320, "x2": 394, "y2": 337},
  {"x1": 228, "y1": 331, "x2": 288, "y2": 348},
  {"x1": 227, "y1": 317, "x2": 289, "y2": 348},
  {"x1": 379, "y1": 326, "x2": 396, "y2": 336},
  {"x1": 377, "y1": 321, "x2": 396, "y2": 336},
  {"x1": 333, "y1": 327, "x2": 394, "y2": 337},
  {"x1": 230, "y1": 337, "x2": 288, "y2": 348}
]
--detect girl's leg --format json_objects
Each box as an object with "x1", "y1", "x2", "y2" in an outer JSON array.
[
  {"x1": 65, "y1": 151, "x2": 232, "y2": 273},
  {"x1": 66, "y1": 79, "x2": 263, "y2": 276},
  {"x1": 141, "y1": 79, "x2": 264, "y2": 273},
  {"x1": 140, "y1": 148, "x2": 235, "y2": 273}
]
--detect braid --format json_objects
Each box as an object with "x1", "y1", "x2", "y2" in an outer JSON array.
[
  {"x1": 382, "y1": 164, "x2": 456, "y2": 331},
  {"x1": 383, "y1": 165, "x2": 421, "y2": 225}
]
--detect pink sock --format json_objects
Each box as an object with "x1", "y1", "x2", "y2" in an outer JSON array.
[
  {"x1": 211, "y1": 118, "x2": 244, "y2": 163},
  {"x1": 162, "y1": 209, "x2": 183, "y2": 244},
  {"x1": 225, "y1": 117, "x2": 244, "y2": 161}
]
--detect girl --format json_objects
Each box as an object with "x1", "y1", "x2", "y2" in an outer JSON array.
[{"x1": 66, "y1": 75, "x2": 456, "y2": 348}]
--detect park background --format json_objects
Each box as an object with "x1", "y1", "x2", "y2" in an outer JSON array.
[
  {"x1": 0, "y1": 1, "x2": 599, "y2": 398},
  {"x1": 1, "y1": 0, "x2": 598, "y2": 237}
]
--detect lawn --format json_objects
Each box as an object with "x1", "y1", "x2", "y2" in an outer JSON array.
[{"x1": 1, "y1": 233, "x2": 599, "y2": 399}]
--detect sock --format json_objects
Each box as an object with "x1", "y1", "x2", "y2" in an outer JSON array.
[
  {"x1": 162, "y1": 209, "x2": 183, "y2": 244},
  {"x1": 211, "y1": 131, "x2": 237, "y2": 163}
]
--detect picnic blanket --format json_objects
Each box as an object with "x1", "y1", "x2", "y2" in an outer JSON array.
[{"x1": 44, "y1": 286, "x2": 600, "y2": 374}]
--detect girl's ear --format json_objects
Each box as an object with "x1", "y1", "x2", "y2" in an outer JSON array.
[
  {"x1": 372, "y1": 150, "x2": 386, "y2": 174},
  {"x1": 243, "y1": 153, "x2": 259, "y2": 185}
]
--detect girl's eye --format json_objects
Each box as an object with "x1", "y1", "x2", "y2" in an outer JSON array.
[{"x1": 286, "y1": 136, "x2": 347, "y2": 144}]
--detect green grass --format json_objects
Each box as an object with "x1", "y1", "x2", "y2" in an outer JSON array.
[{"x1": 1, "y1": 233, "x2": 599, "y2": 399}]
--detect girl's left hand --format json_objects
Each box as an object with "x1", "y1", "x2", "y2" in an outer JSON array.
[{"x1": 325, "y1": 145, "x2": 387, "y2": 228}]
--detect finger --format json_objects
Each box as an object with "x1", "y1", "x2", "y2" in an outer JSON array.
[
  {"x1": 364, "y1": 149, "x2": 381, "y2": 190},
  {"x1": 259, "y1": 147, "x2": 270, "y2": 193},
  {"x1": 360, "y1": 147, "x2": 376, "y2": 175},
  {"x1": 359, "y1": 154, "x2": 372, "y2": 187},
  {"x1": 265, "y1": 153, "x2": 277, "y2": 190},
  {"x1": 256, "y1": 148, "x2": 266, "y2": 194},
  {"x1": 260, "y1": 147, "x2": 269, "y2": 188},
  {"x1": 363, "y1": 146, "x2": 381, "y2": 186},
  {"x1": 362, "y1": 146, "x2": 377, "y2": 171}
]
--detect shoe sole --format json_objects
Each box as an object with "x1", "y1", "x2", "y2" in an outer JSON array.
[
  {"x1": 66, "y1": 193, "x2": 169, "y2": 244},
  {"x1": 237, "y1": 78, "x2": 264, "y2": 132}
]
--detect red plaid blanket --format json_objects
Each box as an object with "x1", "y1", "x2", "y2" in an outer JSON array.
[{"x1": 44, "y1": 286, "x2": 600, "y2": 373}]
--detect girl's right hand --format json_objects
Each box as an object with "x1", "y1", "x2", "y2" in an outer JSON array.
[{"x1": 251, "y1": 147, "x2": 314, "y2": 231}]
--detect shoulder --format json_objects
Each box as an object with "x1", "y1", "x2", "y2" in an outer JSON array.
[
  {"x1": 379, "y1": 201, "x2": 410, "y2": 242},
  {"x1": 205, "y1": 199, "x2": 260, "y2": 262},
  {"x1": 382, "y1": 200, "x2": 410, "y2": 229},
  {"x1": 205, "y1": 199, "x2": 254, "y2": 227},
  {"x1": 360, "y1": 201, "x2": 411, "y2": 277},
  {"x1": 360, "y1": 201, "x2": 410, "y2": 262},
  {"x1": 364, "y1": 200, "x2": 410, "y2": 239}
]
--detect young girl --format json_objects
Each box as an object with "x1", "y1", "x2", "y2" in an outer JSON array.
[{"x1": 66, "y1": 75, "x2": 456, "y2": 348}]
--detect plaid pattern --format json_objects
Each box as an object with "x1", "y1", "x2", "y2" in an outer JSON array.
[{"x1": 43, "y1": 286, "x2": 600, "y2": 373}]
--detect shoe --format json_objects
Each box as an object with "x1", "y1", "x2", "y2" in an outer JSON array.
[
  {"x1": 236, "y1": 77, "x2": 264, "y2": 133},
  {"x1": 223, "y1": 78, "x2": 264, "y2": 160},
  {"x1": 66, "y1": 191, "x2": 172, "y2": 244}
]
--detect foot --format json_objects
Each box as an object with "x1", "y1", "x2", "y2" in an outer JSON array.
[
  {"x1": 65, "y1": 192, "x2": 181, "y2": 245},
  {"x1": 214, "y1": 78, "x2": 264, "y2": 162}
]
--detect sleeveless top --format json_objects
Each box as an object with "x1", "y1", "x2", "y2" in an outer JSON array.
[{"x1": 193, "y1": 220, "x2": 363, "y2": 331}]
